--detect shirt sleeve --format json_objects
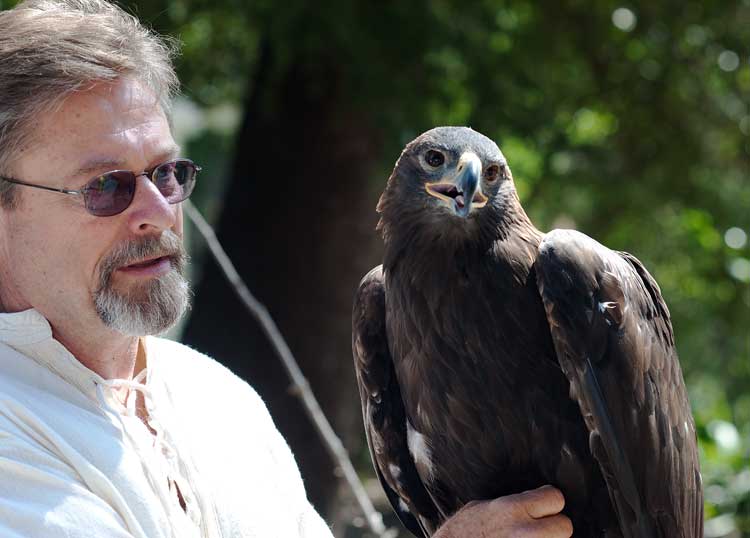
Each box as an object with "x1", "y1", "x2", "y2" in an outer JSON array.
[{"x1": 0, "y1": 434, "x2": 136, "y2": 538}]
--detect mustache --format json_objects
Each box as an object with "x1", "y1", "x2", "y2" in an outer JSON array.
[{"x1": 97, "y1": 231, "x2": 187, "y2": 289}]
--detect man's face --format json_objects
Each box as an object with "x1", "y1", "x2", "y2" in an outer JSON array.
[{"x1": 0, "y1": 77, "x2": 189, "y2": 337}]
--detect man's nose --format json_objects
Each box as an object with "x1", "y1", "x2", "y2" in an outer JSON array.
[{"x1": 125, "y1": 174, "x2": 177, "y2": 234}]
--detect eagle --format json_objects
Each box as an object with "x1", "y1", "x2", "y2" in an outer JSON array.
[{"x1": 351, "y1": 127, "x2": 702, "y2": 538}]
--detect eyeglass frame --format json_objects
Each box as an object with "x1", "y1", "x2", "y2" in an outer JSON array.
[{"x1": 0, "y1": 158, "x2": 200, "y2": 216}]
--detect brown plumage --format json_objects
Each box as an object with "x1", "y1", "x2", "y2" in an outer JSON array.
[{"x1": 351, "y1": 127, "x2": 702, "y2": 537}]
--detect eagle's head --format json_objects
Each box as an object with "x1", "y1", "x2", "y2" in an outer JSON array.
[{"x1": 377, "y1": 127, "x2": 524, "y2": 251}]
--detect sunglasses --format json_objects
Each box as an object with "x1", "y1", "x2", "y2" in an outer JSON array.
[{"x1": 0, "y1": 158, "x2": 200, "y2": 217}]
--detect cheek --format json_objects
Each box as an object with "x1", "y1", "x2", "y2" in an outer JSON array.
[
  {"x1": 10, "y1": 211, "x2": 104, "y2": 294},
  {"x1": 4, "y1": 226, "x2": 59, "y2": 301},
  {"x1": 24, "y1": 230, "x2": 85, "y2": 287}
]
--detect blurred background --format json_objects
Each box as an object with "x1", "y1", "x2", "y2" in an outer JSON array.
[{"x1": 5, "y1": 0, "x2": 747, "y2": 535}]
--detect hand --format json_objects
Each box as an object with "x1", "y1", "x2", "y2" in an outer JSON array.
[{"x1": 433, "y1": 485, "x2": 573, "y2": 538}]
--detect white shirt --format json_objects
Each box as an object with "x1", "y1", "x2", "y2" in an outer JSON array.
[{"x1": 0, "y1": 309, "x2": 333, "y2": 538}]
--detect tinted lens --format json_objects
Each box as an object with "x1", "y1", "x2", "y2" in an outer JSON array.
[
  {"x1": 79, "y1": 159, "x2": 198, "y2": 217},
  {"x1": 83, "y1": 171, "x2": 136, "y2": 217},
  {"x1": 152, "y1": 159, "x2": 198, "y2": 203}
]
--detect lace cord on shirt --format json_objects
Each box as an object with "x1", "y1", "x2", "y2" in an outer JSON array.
[{"x1": 95, "y1": 373, "x2": 203, "y2": 534}]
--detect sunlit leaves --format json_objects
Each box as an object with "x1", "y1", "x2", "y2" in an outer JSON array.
[
  {"x1": 565, "y1": 108, "x2": 618, "y2": 146},
  {"x1": 499, "y1": 135, "x2": 542, "y2": 202},
  {"x1": 611, "y1": 7, "x2": 637, "y2": 32}
]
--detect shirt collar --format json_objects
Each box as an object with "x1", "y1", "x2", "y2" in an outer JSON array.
[
  {"x1": 0, "y1": 308, "x2": 53, "y2": 345},
  {"x1": 0, "y1": 308, "x2": 151, "y2": 404}
]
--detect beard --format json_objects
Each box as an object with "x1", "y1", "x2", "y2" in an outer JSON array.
[{"x1": 93, "y1": 230, "x2": 190, "y2": 336}]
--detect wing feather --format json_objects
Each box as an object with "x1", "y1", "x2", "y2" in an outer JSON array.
[
  {"x1": 352, "y1": 265, "x2": 441, "y2": 537},
  {"x1": 535, "y1": 230, "x2": 703, "y2": 538}
]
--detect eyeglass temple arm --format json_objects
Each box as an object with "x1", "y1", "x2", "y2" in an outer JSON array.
[{"x1": 0, "y1": 176, "x2": 82, "y2": 195}]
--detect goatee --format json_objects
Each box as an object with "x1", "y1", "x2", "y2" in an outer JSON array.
[{"x1": 93, "y1": 230, "x2": 190, "y2": 336}]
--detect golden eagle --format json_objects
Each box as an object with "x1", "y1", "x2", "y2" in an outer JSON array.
[{"x1": 352, "y1": 127, "x2": 702, "y2": 537}]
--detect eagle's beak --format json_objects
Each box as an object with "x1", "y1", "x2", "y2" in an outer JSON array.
[{"x1": 425, "y1": 152, "x2": 488, "y2": 218}]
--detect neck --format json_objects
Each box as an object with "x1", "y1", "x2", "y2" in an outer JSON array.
[
  {"x1": 382, "y1": 210, "x2": 543, "y2": 296},
  {"x1": 52, "y1": 324, "x2": 145, "y2": 381}
]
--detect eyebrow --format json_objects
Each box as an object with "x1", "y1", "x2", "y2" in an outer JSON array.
[{"x1": 69, "y1": 144, "x2": 182, "y2": 181}]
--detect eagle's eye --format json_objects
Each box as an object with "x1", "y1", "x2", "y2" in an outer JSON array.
[
  {"x1": 424, "y1": 150, "x2": 445, "y2": 168},
  {"x1": 485, "y1": 165, "x2": 500, "y2": 182}
]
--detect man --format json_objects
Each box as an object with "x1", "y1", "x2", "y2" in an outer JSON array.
[{"x1": 0, "y1": 0, "x2": 573, "y2": 536}]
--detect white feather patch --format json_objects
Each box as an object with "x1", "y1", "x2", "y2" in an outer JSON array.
[
  {"x1": 388, "y1": 463, "x2": 402, "y2": 480},
  {"x1": 406, "y1": 420, "x2": 434, "y2": 481}
]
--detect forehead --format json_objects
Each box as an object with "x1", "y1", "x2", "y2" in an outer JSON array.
[
  {"x1": 409, "y1": 127, "x2": 505, "y2": 162},
  {"x1": 20, "y1": 78, "x2": 175, "y2": 180}
]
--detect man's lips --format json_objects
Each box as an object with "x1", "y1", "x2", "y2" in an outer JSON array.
[{"x1": 117, "y1": 255, "x2": 173, "y2": 276}]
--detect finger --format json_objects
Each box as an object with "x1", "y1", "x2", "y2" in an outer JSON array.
[
  {"x1": 517, "y1": 485, "x2": 566, "y2": 519},
  {"x1": 524, "y1": 514, "x2": 574, "y2": 538}
]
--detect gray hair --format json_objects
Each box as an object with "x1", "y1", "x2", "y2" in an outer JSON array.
[{"x1": 0, "y1": 0, "x2": 179, "y2": 208}]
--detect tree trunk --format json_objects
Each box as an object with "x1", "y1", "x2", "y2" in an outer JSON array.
[{"x1": 182, "y1": 40, "x2": 382, "y2": 524}]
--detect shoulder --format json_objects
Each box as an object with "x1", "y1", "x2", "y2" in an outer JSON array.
[
  {"x1": 145, "y1": 336, "x2": 271, "y2": 426},
  {"x1": 538, "y1": 228, "x2": 605, "y2": 258},
  {"x1": 145, "y1": 339, "x2": 326, "y2": 528},
  {"x1": 146, "y1": 336, "x2": 237, "y2": 380},
  {"x1": 147, "y1": 336, "x2": 253, "y2": 394},
  {"x1": 146, "y1": 335, "x2": 291, "y2": 464}
]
